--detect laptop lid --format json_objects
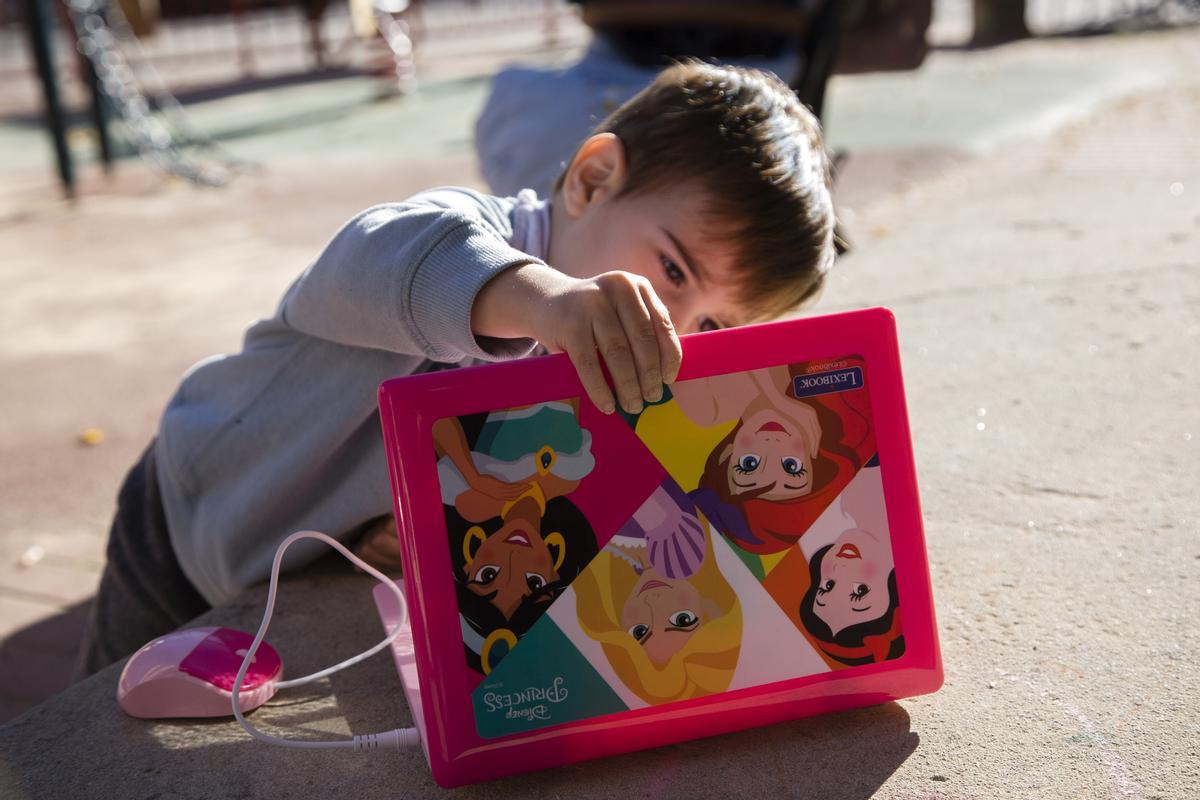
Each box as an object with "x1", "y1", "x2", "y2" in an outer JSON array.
[{"x1": 377, "y1": 307, "x2": 942, "y2": 787}]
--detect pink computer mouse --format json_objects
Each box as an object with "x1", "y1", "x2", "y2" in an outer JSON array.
[{"x1": 117, "y1": 626, "x2": 282, "y2": 719}]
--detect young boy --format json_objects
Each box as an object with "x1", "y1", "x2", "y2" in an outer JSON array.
[{"x1": 76, "y1": 61, "x2": 837, "y2": 676}]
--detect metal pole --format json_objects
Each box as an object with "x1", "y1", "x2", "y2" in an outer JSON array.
[{"x1": 23, "y1": 0, "x2": 75, "y2": 197}]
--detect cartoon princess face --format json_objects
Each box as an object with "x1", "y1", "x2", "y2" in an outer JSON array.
[
  {"x1": 725, "y1": 401, "x2": 820, "y2": 502},
  {"x1": 812, "y1": 525, "x2": 894, "y2": 636},
  {"x1": 574, "y1": 481, "x2": 743, "y2": 704},
  {"x1": 620, "y1": 568, "x2": 720, "y2": 666},
  {"x1": 464, "y1": 514, "x2": 564, "y2": 619}
]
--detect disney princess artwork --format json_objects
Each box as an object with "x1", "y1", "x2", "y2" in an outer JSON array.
[
  {"x1": 633, "y1": 358, "x2": 875, "y2": 559},
  {"x1": 573, "y1": 478, "x2": 742, "y2": 705},
  {"x1": 798, "y1": 464, "x2": 904, "y2": 666},
  {"x1": 434, "y1": 399, "x2": 599, "y2": 674}
]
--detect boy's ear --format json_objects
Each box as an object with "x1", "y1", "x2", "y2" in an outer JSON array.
[{"x1": 561, "y1": 133, "x2": 627, "y2": 217}]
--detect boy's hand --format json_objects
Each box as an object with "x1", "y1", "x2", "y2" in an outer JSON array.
[{"x1": 474, "y1": 263, "x2": 682, "y2": 415}]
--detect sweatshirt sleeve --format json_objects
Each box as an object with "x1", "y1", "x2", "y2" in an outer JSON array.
[{"x1": 278, "y1": 191, "x2": 539, "y2": 362}]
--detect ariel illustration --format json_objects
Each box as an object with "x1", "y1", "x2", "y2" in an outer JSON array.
[
  {"x1": 668, "y1": 360, "x2": 875, "y2": 554},
  {"x1": 573, "y1": 479, "x2": 742, "y2": 705},
  {"x1": 797, "y1": 465, "x2": 903, "y2": 666},
  {"x1": 434, "y1": 400, "x2": 599, "y2": 674}
]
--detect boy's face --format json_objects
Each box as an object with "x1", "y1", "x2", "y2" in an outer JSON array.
[{"x1": 550, "y1": 135, "x2": 749, "y2": 335}]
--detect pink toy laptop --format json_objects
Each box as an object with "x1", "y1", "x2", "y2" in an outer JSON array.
[{"x1": 375, "y1": 307, "x2": 942, "y2": 787}]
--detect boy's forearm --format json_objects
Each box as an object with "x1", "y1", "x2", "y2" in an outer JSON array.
[
  {"x1": 473, "y1": 262, "x2": 682, "y2": 416},
  {"x1": 472, "y1": 261, "x2": 564, "y2": 342}
]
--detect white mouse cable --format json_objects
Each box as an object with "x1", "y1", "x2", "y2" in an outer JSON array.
[{"x1": 231, "y1": 529, "x2": 422, "y2": 752}]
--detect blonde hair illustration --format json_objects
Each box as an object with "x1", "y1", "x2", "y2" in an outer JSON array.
[{"x1": 574, "y1": 525, "x2": 742, "y2": 705}]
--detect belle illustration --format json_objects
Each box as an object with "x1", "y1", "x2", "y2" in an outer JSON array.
[
  {"x1": 664, "y1": 361, "x2": 874, "y2": 554},
  {"x1": 573, "y1": 479, "x2": 742, "y2": 705},
  {"x1": 434, "y1": 400, "x2": 599, "y2": 674}
]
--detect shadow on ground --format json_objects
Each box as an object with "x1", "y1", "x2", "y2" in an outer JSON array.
[{"x1": 0, "y1": 600, "x2": 91, "y2": 724}]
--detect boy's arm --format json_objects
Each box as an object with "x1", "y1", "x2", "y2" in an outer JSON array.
[
  {"x1": 283, "y1": 189, "x2": 683, "y2": 414},
  {"x1": 280, "y1": 194, "x2": 540, "y2": 363},
  {"x1": 473, "y1": 262, "x2": 682, "y2": 415}
]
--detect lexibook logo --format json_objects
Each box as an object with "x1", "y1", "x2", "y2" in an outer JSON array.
[
  {"x1": 792, "y1": 365, "x2": 864, "y2": 398},
  {"x1": 481, "y1": 677, "x2": 570, "y2": 722}
]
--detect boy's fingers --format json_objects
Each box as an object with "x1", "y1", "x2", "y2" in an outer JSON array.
[
  {"x1": 638, "y1": 283, "x2": 682, "y2": 385},
  {"x1": 565, "y1": 331, "x2": 616, "y2": 414},
  {"x1": 591, "y1": 305, "x2": 644, "y2": 415},
  {"x1": 612, "y1": 285, "x2": 666, "y2": 404}
]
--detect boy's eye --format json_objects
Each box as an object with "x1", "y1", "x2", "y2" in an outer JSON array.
[
  {"x1": 628, "y1": 623, "x2": 651, "y2": 641},
  {"x1": 781, "y1": 457, "x2": 806, "y2": 476},
  {"x1": 698, "y1": 318, "x2": 720, "y2": 332},
  {"x1": 661, "y1": 254, "x2": 686, "y2": 287},
  {"x1": 472, "y1": 564, "x2": 501, "y2": 584},
  {"x1": 734, "y1": 454, "x2": 761, "y2": 473},
  {"x1": 667, "y1": 610, "x2": 699, "y2": 629}
]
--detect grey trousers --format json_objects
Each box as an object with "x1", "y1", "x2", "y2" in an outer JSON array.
[{"x1": 73, "y1": 442, "x2": 210, "y2": 680}]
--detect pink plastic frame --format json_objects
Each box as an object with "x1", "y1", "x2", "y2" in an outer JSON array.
[{"x1": 378, "y1": 307, "x2": 943, "y2": 788}]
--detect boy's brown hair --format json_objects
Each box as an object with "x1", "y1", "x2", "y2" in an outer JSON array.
[{"x1": 560, "y1": 61, "x2": 836, "y2": 321}]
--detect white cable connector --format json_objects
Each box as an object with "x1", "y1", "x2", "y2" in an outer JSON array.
[
  {"x1": 231, "y1": 530, "x2": 421, "y2": 753},
  {"x1": 354, "y1": 727, "x2": 422, "y2": 752}
]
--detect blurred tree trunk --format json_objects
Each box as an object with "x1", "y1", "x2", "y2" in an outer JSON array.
[{"x1": 972, "y1": 0, "x2": 1029, "y2": 45}]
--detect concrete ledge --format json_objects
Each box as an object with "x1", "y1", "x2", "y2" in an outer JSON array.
[{"x1": 0, "y1": 557, "x2": 924, "y2": 799}]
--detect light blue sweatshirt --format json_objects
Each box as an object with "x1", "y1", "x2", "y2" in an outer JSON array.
[{"x1": 155, "y1": 187, "x2": 547, "y2": 605}]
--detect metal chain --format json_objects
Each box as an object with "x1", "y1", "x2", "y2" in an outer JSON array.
[
  {"x1": 65, "y1": 0, "x2": 250, "y2": 186},
  {"x1": 98, "y1": 0, "x2": 253, "y2": 170}
]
